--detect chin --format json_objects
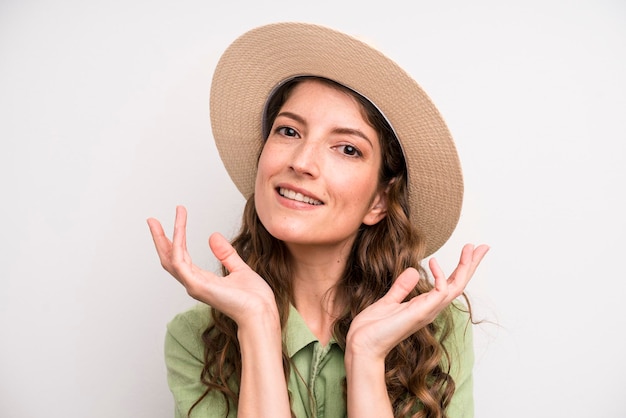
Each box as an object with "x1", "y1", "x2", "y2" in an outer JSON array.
[{"x1": 262, "y1": 223, "x2": 307, "y2": 244}]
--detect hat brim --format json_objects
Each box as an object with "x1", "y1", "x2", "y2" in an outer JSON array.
[{"x1": 210, "y1": 22, "x2": 463, "y2": 257}]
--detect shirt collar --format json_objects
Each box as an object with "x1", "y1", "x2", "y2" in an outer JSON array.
[{"x1": 284, "y1": 304, "x2": 338, "y2": 358}]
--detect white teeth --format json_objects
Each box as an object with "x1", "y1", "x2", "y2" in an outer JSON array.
[{"x1": 278, "y1": 188, "x2": 322, "y2": 205}]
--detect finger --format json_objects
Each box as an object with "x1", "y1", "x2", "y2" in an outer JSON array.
[
  {"x1": 179, "y1": 206, "x2": 189, "y2": 255},
  {"x1": 147, "y1": 217, "x2": 167, "y2": 246},
  {"x1": 147, "y1": 217, "x2": 173, "y2": 261},
  {"x1": 453, "y1": 244, "x2": 490, "y2": 280},
  {"x1": 208, "y1": 232, "x2": 250, "y2": 274},
  {"x1": 446, "y1": 244, "x2": 475, "y2": 286},
  {"x1": 381, "y1": 268, "x2": 421, "y2": 304},
  {"x1": 472, "y1": 244, "x2": 490, "y2": 266},
  {"x1": 428, "y1": 257, "x2": 448, "y2": 292},
  {"x1": 172, "y1": 205, "x2": 189, "y2": 263},
  {"x1": 447, "y1": 244, "x2": 490, "y2": 294},
  {"x1": 403, "y1": 263, "x2": 449, "y2": 325},
  {"x1": 464, "y1": 244, "x2": 490, "y2": 279}
]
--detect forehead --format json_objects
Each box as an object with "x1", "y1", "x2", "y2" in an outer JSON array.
[
  {"x1": 263, "y1": 76, "x2": 386, "y2": 141},
  {"x1": 279, "y1": 79, "x2": 373, "y2": 125}
]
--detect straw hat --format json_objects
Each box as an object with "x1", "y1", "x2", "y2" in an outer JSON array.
[{"x1": 210, "y1": 22, "x2": 463, "y2": 257}]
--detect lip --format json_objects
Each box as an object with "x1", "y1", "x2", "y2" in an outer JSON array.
[{"x1": 275, "y1": 183, "x2": 324, "y2": 207}]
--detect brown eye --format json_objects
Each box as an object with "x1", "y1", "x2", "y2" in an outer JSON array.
[
  {"x1": 341, "y1": 145, "x2": 362, "y2": 157},
  {"x1": 277, "y1": 126, "x2": 299, "y2": 138}
]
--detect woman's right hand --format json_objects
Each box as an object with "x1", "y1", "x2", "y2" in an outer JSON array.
[
  {"x1": 147, "y1": 205, "x2": 278, "y2": 326},
  {"x1": 150, "y1": 206, "x2": 291, "y2": 417}
]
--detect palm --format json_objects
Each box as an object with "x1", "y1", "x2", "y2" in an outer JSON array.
[
  {"x1": 347, "y1": 244, "x2": 489, "y2": 360},
  {"x1": 147, "y1": 206, "x2": 276, "y2": 325}
]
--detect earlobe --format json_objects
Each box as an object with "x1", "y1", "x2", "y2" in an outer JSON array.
[
  {"x1": 363, "y1": 178, "x2": 397, "y2": 226},
  {"x1": 362, "y1": 192, "x2": 388, "y2": 226}
]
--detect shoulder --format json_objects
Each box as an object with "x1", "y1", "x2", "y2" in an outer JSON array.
[
  {"x1": 165, "y1": 304, "x2": 236, "y2": 417},
  {"x1": 433, "y1": 300, "x2": 474, "y2": 388},
  {"x1": 436, "y1": 300, "x2": 472, "y2": 341},
  {"x1": 448, "y1": 300, "x2": 473, "y2": 341},
  {"x1": 167, "y1": 303, "x2": 213, "y2": 335},
  {"x1": 438, "y1": 300, "x2": 475, "y2": 417},
  {"x1": 438, "y1": 300, "x2": 473, "y2": 365},
  {"x1": 165, "y1": 303, "x2": 213, "y2": 362}
]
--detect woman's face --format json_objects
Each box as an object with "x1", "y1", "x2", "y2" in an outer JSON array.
[{"x1": 254, "y1": 79, "x2": 387, "y2": 250}]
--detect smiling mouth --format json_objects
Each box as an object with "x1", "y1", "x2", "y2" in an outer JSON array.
[{"x1": 278, "y1": 187, "x2": 323, "y2": 205}]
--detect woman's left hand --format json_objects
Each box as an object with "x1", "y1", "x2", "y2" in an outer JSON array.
[{"x1": 345, "y1": 243, "x2": 489, "y2": 361}]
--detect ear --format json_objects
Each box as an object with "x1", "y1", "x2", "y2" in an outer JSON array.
[{"x1": 362, "y1": 186, "x2": 389, "y2": 226}]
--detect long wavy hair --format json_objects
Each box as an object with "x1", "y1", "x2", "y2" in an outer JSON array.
[{"x1": 190, "y1": 77, "x2": 467, "y2": 417}]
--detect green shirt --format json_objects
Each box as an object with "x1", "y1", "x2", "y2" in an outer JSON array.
[{"x1": 164, "y1": 303, "x2": 474, "y2": 418}]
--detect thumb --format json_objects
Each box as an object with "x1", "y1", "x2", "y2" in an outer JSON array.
[
  {"x1": 208, "y1": 232, "x2": 249, "y2": 274},
  {"x1": 382, "y1": 268, "x2": 421, "y2": 304}
]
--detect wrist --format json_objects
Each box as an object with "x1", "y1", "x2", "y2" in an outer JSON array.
[
  {"x1": 345, "y1": 332, "x2": 388, "y2": 365},
  {"x1": 345, "y1": 347, "x2": 393, "y2": 418},
  {"x1": 344, "y1": 344, "x2": 386, "y2": 376},
  {"x1": 237, "y1": 303, "x2": 282, "y2": 344}
]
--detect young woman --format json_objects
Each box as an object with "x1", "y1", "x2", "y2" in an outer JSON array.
[{"x1": 148, "y1": 23, "x2": 489, "y2": 418}]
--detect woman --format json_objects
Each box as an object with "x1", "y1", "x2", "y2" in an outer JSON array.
[{"x1": 148, "y1": 23, "x2": 489, "y2": 418}]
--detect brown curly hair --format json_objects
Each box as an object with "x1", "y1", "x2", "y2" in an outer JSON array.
[{"x1": 189, "y1": 77, "x2": 466, "y2": 417}]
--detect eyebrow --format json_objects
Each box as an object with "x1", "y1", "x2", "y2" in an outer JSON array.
[{"x1": 275, "y1": 111, "x2": 374, "y2": 149}]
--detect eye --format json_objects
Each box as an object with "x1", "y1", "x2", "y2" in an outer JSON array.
[
  {"x1": 276, "y1": 126, "x2": 300, "y2": 138},
  {"x1": 338, "y1": 144, "x2": 362, "y2": 157}
]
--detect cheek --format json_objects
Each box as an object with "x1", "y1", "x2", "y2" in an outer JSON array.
[
  {"x1": 331, "y1": 174, "x2": 377, "y2": 211},
  {"x1": 342, "y1": 163, "x2": 379, "y2": 193},
  {"x1": 255, "y1": 147, "x2": 273, "y2": 189},
  {"x1": 254, "y1": 146, "x2": 278, "y2": 219}
]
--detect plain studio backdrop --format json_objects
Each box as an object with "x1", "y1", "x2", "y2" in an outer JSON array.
[{"x1": 1, "y1": 1, "x2": 624, "y2": 417}]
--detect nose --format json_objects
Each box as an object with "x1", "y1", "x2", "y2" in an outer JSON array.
[{"x1": 290, "y1": 140, "x2": 320, "y2": 177}]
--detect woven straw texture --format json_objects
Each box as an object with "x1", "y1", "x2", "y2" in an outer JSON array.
[{"x1": 210, "y1": 22, "x2": 463, "y2": 256}]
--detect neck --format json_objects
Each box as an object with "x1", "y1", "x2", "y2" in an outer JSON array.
[{"x1": 286, "y1": 241, "x2": 351, "y2": 345}]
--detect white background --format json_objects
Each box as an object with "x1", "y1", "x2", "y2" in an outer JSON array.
[{"x1": 1, "y1": 1, "x2": 624, "y2": 417}]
